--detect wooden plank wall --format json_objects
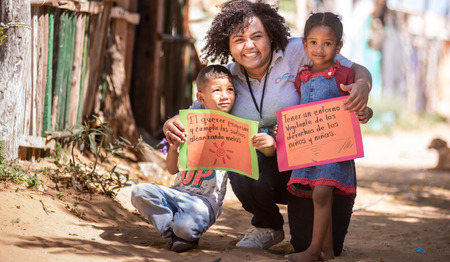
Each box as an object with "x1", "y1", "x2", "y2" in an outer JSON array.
[{"x1": 16, "y1": 0, "x2": 140, "y2": 160}]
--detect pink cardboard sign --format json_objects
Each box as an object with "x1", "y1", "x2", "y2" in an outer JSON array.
[{"x1": 276, "y1": 96, "x2": 364, "y2": 171}]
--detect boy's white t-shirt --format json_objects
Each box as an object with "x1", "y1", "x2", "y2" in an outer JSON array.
[{"x1": 172, "y1": 169, "x2": 228, "y2": 220}]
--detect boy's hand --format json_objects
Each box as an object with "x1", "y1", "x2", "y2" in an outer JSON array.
[
  {"x1": 356, "y1": 107, "x2": 373, "y2": 124},
  {"x1": 252, "y1": 133, "x2": 276, "y2": 157}
]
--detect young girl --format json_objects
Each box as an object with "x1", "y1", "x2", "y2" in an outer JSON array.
[{"x1": 285, "y1": 13, "x2": 372, "y2": 262}]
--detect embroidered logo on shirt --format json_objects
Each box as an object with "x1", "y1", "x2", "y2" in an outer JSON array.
[{"x1": 275, "y1": 73, "x2": 296, "y2": 84}]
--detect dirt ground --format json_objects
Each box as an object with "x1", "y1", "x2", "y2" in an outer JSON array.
[{"x1": 1, "y1": 124, "x2": 449, "y2": 262}]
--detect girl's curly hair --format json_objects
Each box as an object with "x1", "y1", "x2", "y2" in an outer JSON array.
[{"x1": 201, "y1": 0, "x2": 290, "y2": 64}]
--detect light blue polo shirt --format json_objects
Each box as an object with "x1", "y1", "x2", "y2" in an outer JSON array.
[{"x1": 191, "y1": 37, "x2": 353, "y2": 129}]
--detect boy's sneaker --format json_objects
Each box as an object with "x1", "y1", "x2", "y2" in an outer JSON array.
[
  {"x1": 170, "y1": 236, "x2": 198, "y2": 253},
  {"x1": 236, "y1": 227, "x2": 284, "y2": 249}
]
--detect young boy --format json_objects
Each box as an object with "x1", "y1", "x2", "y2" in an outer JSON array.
[{"x1": 131, "y1": 65, "x2": 276, "y2": 253}]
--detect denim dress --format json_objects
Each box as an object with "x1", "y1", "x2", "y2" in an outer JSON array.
[{"x1": 288, "y1": 64, "x2": 356, "y2": 197}]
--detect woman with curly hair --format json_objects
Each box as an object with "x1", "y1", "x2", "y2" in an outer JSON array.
[{"x1": 163, "y1": 0, "x2": 371, "y2": 255}]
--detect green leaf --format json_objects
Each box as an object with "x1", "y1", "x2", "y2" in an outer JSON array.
[
  {"x1": 89, "y1": 135, "x2": 97, "y2": 156},
  {"x1": 119, "y1": 136, "x2": 132, "y2": 145}
]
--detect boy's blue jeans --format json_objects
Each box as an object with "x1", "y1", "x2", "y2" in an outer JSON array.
[{"x1": 131, "y1": 183, "x2": 215, "y2": 241}]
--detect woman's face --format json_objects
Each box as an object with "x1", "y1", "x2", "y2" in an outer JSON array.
[{"x1": 229, "y1": 16, "x2": 272, "y2": 79}]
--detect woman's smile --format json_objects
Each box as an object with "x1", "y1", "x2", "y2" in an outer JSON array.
[{"x1": 229, "y1": 16, "x2": 272, "y2": 80}]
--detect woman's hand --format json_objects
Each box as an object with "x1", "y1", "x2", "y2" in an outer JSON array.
[
  {"x1": 342, "y1": 63, "x2": 372, "y2": 112},
  {"x1": 163, "y1": 115, "x2": 187, "y2": 146},
  {"x1": 340, "y1": 81, "x2": 370, "y2": 112}
]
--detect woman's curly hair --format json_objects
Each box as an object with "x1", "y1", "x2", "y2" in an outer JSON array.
[{"x1": 201, "y1": 0, "x2": 290, "y2": 64}]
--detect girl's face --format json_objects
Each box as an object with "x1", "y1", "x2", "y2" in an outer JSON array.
[
  {"x1": 302, "y1": 25, "x2": 343, "y2": 72},
  {"x1": 196, "y1": 78, "x2": 236, "y2": 112},
  {"x1": 229, "y1": 16, "x2": 272, "y2": 80}
]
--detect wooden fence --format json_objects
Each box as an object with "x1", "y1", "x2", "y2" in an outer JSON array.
[{"x1": 0, "y1": 0, "x2": 140, "y2": 161}]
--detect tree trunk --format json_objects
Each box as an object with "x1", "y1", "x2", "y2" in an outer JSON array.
[
  {"x1": 0, "y1": 0, "x2": 31, "y2": 161},
  {"x1": 103, "y1": 7, "x2": 156, "y2": 163}
]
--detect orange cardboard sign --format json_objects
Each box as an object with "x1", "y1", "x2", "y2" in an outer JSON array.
[{"x1": 179, "y1": 110, "x2": 259, "y2": 180}]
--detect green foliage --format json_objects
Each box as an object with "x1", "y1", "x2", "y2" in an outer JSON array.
[
  {"x1": 0, "y1": 162, "x2": 44, "y2": 190},
  {"x1": 0, "y1": 123, "x2": 39, "y2": 188},
  {"x1": 37, "y1": 116, "x2": 143, "y2": 198},
  {"x1": 0, "y1": 140, "x2": 5, "y2": 165},
  {"x1": 10, "y1": 218, "x2": 20, "y2": 224},
  {"x1": 66, "y1": 202, "x2": 86, "y2": 220},
  {"x1": 0, "y1": 27, "x2": 7, "y2": 46},
  {"x1": 0, "y1": 163, "x2": 27, "y2": 184},
  {"x1": 26, "y1": 174, "x2": 44, "y2": 189},
  {"x1": 56, "y1": 191, "x2": 66, "y2": 201}
]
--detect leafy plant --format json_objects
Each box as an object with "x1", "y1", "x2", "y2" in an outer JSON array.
[
  {"x1": 26, "y1": 174, "x2": 43, "y2": 189},
  {"x1": 56, "y1": 191, "x2": 66, "y2": 201},
  {"x1": 0, "y1": 26, "x2": 7, "y2": 46},
  {"x1": 66, "y1": 202, "x2": 86, "y2": 220},
  {"x1": 37, "y1": 116, "x2": 143, "y2": 197},
  {"x1": 0, "y1": 140, "x2": 5, "y2": 165},
  {"x1": 0, "y1": 163, "x2": 27, "y2": 184}
]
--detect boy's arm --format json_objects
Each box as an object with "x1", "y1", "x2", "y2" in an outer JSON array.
[
  {"x1": 252, "y1": 133, "x2": 276, "y2": 157},
  {"x1": 166, "y1": 144, "x2": 180, "y2": 175}
]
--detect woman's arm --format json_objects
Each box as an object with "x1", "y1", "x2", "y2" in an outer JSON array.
[{"x1": 340, "y1": 63, "x2": 372, "y2": 112}]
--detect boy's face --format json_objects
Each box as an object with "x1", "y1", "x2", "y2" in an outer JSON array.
[{"x1": 197, "y1": 78, "x2": 235, "y2": 112}]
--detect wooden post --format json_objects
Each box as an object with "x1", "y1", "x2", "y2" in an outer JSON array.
[
  {"x1": 0, "y1": 0, "x2": 31, "y2": 161},
  {"x1": 104, "y1": 0, "x2": 157, "y2": 162},
  {"x1": 151, "y1": 0, "x2": 164, "y2": 133},
  {"x1": 83, "y1": 2, "x2": 113, "y2": 118},
  {"x1": 69, "y1": 13, "x2": 86, "y2": 127}
]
